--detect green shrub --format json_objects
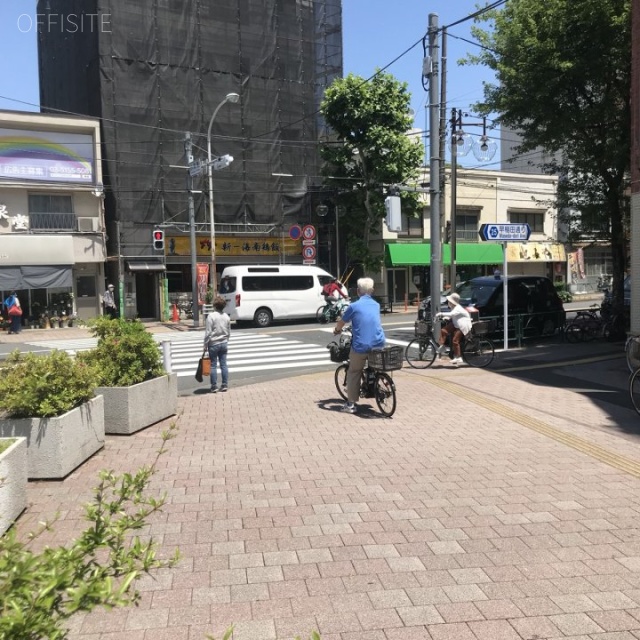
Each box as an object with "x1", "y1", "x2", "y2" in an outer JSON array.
[
  {"x1": 79, "y1": 317, "x2": 164, "y2": 387},
  {"x1": 0, "y1": 350, "x2": 96, "y2": 419},
  {"x1": 555, "y1": 283, "x2": 573, "y2": 303},
  {"x1": 0, "y1": 425, "x2": 179, "y2": 639}
]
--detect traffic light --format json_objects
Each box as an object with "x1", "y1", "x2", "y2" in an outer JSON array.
[
  {"x1": 384, "y1": 194, "x2": 402, "y2": 232},
  {"x1": 153, "y1": 228, "x2": 164, "y2": 251}
]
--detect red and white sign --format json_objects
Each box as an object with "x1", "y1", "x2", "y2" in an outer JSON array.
[
  {"x1": 302, "y1": 224, "x2": 316, "y2": 241},
  {"x1": 302, "y1": 245, "x2": 317, "y2": 260}
]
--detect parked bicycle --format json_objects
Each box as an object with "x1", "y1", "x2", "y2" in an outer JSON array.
[
  {"x1": 328, "y1": 328, "x2": 400, "y2": 417},
  {"x1": 404, "y1": 319, "x2": 495, "y2": 369},
  {"x1": 316, "y1": 297, "x2": 349, "y2": 324},
  {"x1": 565, "y1": 304, "x2": 625, "y2": 342}
]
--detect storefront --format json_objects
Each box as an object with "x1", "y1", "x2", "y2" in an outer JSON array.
[
  {"x1": 385, "y1": 242, "x2": 505, "y2": 303},
  {"x1": 506, "y1": 242, "x2": 567, "y2": 284},
  {"x1": 0, "y1": 236, "x2": 104, "y2": 327}
]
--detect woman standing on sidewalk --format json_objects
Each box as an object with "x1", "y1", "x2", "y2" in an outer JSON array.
[{"x1": 204, "y1": 296, "x2": 231, "y2": 393}]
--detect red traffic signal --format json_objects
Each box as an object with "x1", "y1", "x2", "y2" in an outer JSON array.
[{"x1": 153, "y1": 229, "x2": 165, "y2": 251}]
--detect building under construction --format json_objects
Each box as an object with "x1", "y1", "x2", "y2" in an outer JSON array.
[{"x1": 38, "y1": 0, "x2": 342, "y2": 318}]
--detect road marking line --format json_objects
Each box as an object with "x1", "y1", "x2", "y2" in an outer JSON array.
[{"x1": 425, "y1": 376, "x2": 640, "y2": 479}]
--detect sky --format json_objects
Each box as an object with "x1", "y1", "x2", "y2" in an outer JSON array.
[{"x1": 0, "y1": 0, "x2": 499, "y2": 167}]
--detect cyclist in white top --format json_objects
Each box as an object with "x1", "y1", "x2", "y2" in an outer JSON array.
[{"x1": 435, "y1": 293, "x2": 472, "y2": 366}]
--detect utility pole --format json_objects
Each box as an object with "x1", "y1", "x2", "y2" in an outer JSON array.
[
  {"x1": 184, "y1": 133, "x2": 200, "y2": 328},
  {"x1": 427, "y1": 13, "x2": 442, "y2": 333},
  {"x1": 116, "y1": 219, "x2": 125, "y2": 319},
  {"x1": 438, "y1": 28, "x2": 448, "y2": 230},
  {"x1": 450, "y1": 108, "x2": 460, "y2": 290}
]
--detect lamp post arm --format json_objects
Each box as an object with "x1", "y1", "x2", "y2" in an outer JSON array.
[{"x1": 206, "y1": 99, "x2": 227, "y2": 297}]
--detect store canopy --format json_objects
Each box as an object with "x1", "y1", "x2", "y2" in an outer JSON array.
[
  {"x1": 127, "y1": 261, "x2": 166, "y2": 272},
  {"x1": 386, "y1": 243, "x2": 503, "y2": 266},
  {"x1": 0, "y1": 265, "x2": 72, "y2": 290}
]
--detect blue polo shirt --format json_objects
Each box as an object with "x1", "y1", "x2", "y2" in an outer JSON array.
[{"x1": 341, "y1": 294, "x2": 386, "y2": 353}]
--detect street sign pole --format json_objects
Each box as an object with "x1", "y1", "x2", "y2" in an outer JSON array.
[
  {"x1": 478, "y1": 224, "x2": 531, "y2": 352},
  {"x1": 502, "y1": 242, "x2": 508, "y2": 351}
]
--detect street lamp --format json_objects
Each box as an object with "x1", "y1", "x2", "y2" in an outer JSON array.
[
  {"x1": 448, "y1": 109, "x2": 497, "y2": 288},
  {"x1": 207, "y1": 92, "x2": 240, "y2": 294}
]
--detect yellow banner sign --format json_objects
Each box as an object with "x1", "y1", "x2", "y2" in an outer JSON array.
[
  {"x1": 506, "y1": 242, "x2": 566, "y2": 262},
  {"x1": 166, "y1": 235, "x2": 302, "y2": 258}
]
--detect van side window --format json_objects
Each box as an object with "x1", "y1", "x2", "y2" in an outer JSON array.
[
  {"x1": 241, "y1": 275, "x2": 314, "y2": 291},
  {"x1": 243, "y1": 276, "x2": 280, "y2": 291},
  {"x1": 280, "y1": 276, "x2": 314, "y2": 290}
]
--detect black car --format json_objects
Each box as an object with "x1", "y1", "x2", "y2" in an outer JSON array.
[{"x1": 454, "y1": 276, "x2": 566, "y2": 337}]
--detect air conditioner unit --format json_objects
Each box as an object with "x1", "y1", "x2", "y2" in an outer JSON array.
[{"x1": 77, "y1": 217, "x2": 100, "y2": 232}]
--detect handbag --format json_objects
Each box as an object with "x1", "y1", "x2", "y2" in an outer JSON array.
[
  {"x1": 195, "y1": 350, "x2": 211, "y2": 382},
  {"x1": 7, "y1": 304, "x2": 22, "y2": 317}
]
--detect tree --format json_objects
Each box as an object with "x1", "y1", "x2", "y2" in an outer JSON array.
[
  {"x1": 465, "y1": 0, "x2": 631, "y2": 308},
  {"x1": 320, "y1": 72, "x2": 423, "y2": 271}
]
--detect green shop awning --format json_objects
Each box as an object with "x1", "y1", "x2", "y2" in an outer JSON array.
[
  {"x1": 386, "y1": 243, "x2": 431, "y2": 266},
  {"x1": 386, "y1": 242, "x2": 503, "y2": 266}
]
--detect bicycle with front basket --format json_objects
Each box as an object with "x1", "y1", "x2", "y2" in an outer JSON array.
[
  {"x1": 327, "y1": 329, "x2": 400, "y2": 417},
  {"x1": 404, "y1": 319, "x2": 495, "y2": 369}
]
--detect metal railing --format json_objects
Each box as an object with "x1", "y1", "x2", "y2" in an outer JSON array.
[{"x1": 29, "y1": 212, "x2": 76, "y2": 231}]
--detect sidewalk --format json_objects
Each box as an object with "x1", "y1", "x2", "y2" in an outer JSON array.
[{"x1": 14, "y1": 340, "x2": 640, "y2": 640}]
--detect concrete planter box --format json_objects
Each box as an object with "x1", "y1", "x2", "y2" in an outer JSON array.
[
  {"x1": 96, "y1": 374, "x2": 177, "y2": 435},
  {"x1": 0, "y1": 396, "x2": 105, "y2": 480},
  {"x1": 0, "y1": 437, "x2": 27, "y2": 535}
]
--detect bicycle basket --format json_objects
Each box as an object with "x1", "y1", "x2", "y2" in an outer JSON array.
[
  {"x1": 327, "y1": 341, "x2": 350, "y2": 363},
  {"x1": 415, "y1": 320, "x2": 432, "y2": 336},
  {"x1": 368, "y1": 345, "x2": 403, "y2": 371},
  {"x1": 472, "y1": 319, "x2": 495, "y2": 336}
]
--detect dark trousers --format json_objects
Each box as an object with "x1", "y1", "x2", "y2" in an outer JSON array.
[{"x1": 105, "y1": 306, "x2": 118, "y2": 319}]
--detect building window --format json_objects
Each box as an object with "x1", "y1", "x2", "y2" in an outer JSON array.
[
  {"x1": 509, "y1": 210, "x2": 544, "y2": 233},
  {"x1": 28, "y1": 194, "x2": 75, "y2": 231},
  {"x1": 455, "y1": 212, "x2": 479, "y2": 242},
  {"x1": 397, "y1": 213, "x2": 423, "y2": 237}
]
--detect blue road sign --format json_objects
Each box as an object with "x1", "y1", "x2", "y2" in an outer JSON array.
[{"x1": 479, "y1": 223, "x2": 531, "y2": 242}]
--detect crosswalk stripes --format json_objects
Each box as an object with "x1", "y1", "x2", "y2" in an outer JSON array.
[
  {"x1": 26, "y1": 332, "x2": 334, "y2": 378},
  {"x1": 169, "y1": 333, "x2": 332, "y2": 377}
]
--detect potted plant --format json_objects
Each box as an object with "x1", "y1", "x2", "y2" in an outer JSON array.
[
  {"x1": 0, "y1": 437, "x2": 27, "y2": 535},
  {"x1": 78, "y1": 318, "x2": 177, "y2": 435},
  {"x1": 0, "y1": 350, "x2": 104, "y2": 480}
]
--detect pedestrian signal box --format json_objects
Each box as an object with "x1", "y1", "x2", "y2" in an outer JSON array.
[{"x1": 153, "y1": 229, "x2": 165, "y2": 251}]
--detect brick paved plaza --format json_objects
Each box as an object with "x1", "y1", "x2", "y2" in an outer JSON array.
[{"x1": 14, "y1": 347, "x2": 640, "y2": 640}]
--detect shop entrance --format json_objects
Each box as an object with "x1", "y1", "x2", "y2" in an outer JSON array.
[{"x1": 135, "y1": 273, "x2": 157, "y2": 319}]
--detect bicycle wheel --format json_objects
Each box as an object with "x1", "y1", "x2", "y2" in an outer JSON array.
[
  {"x1": 626, "y1": 336, "x2": 640, "y2": 373},
  {"x1": 334, "y1": 363, "x2": 348, "y2": 400},
  {"x1": 565, "y1": 322, "x2": 584, "y2": 343},
  {"x1": 462, "y1": 336, "x2": 494, "y2": 368},
  {"x1": 317, "y1": 305, "x2": 328, "y2": 324},
  {"x1": 630, "y1": 368, "x2": 640, "y2": 415},
  {"x1": 405, "y1": 338, "x2": 436, "y2": 369},
  {"x1": 374, "y1": 372, "x2": 397, "y2": 417}
]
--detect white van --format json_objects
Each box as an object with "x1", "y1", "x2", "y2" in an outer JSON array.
[{"x1": 219, "y1": 264, "x2": 334, "y2": 327}]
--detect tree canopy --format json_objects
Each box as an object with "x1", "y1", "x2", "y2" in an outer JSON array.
[
  {"x1": 319, "y1": 72, "x2": 423, "y2": 271},
  {"x1": 466, "y1": 0, "x2": 631, "y2": 306}
]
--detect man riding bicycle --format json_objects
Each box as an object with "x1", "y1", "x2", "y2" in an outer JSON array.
[
  {"x1": 333, "y1": 277, "x2": 385, "y2": 414},
  {"x1": 323, "y1": 278, "x2": 348, "y2": 306}
]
